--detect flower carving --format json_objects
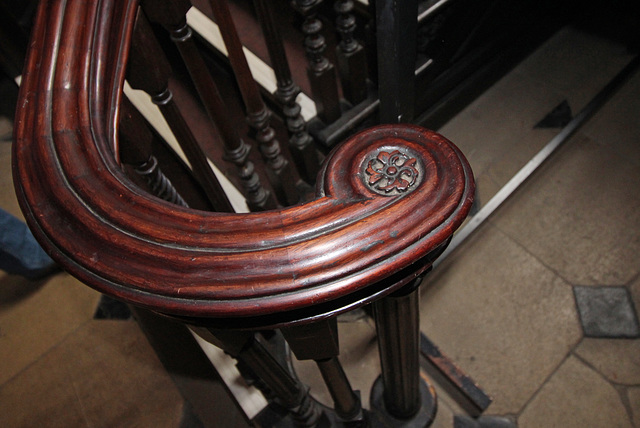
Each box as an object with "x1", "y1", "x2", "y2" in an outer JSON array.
[{"x1": 365, "y1": 150, "x2": 420, "y2": 194}]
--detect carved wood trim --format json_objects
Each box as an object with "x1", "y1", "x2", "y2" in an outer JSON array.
[{"x1": 13, "y1": 0, "x2": 474, "y2": 327}]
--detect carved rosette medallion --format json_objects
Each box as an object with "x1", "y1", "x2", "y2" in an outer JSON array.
[{"x1": 364, "y1": 149, "x2": 422, "y2": 196}]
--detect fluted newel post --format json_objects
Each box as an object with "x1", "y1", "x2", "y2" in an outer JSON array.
[
  {"x1": 127, "y1": 9, "x2": 234, "y2": 212},
  {"x1": 253, "y1": 0, "x2": 321, "y2": 184},
  {"x1": 292, "y1": 0, "x2": 342, "y2": 124},
  {"x1": 119, "y1": 98, "x2": 189, "y2": 207},
  {"x1": 197, "y1": 329, "x2": 325, "y2": 428},
  {"x1": 370, "y1": 278, "x2": 436, "y2": 427},
  {"x1": 282, "y1": 318, "x2": 366, "y2": 425},
  {"x1": 334, "y1": 0, "x2": 368, "y2": 105},
  {"x1": 208, "y1": 0, "x2": 301, "y2": 206},
  {"x1": 141, "y1": 0, "x2": 276, "y2": 211}
]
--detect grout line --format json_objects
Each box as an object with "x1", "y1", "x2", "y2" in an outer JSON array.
[
  {"x1": 0, "y1": 316, "x2": 95, "y2": 388},
  {"x1": 514, "y1": 337, "x2": 584, "y2": 419},
  {"x1": 572, "y1": 348, "x2": 640, "y2": 389},
  {"x1": 489, "y1": 218, "x2": 577, "y2": 289},
  {"x1": 571, "y1": 349, "x2": 639, "y2": 426}
]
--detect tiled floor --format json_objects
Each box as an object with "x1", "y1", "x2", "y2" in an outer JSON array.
[
  {"x1": 1, "y1": 20, "x2": 639, "y2": 428},
  {"x1": 422, "y1": 26, "x2": 640, "y2": 427}
]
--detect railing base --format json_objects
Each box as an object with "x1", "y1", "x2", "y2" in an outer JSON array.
[{"x1": 369, "y1": 374, "x2": 437, "y2": 428}]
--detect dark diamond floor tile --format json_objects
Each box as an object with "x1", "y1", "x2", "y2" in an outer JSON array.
[
  {"x1": 573, "y1": 286, "x2": 640, "y2": 338},
  {"x1": 454, "y1": 414, "x2": 517, "y2": 428}
]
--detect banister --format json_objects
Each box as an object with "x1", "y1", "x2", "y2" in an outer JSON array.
[{"x1": 13, "y1": 0, "x2": 474, "y2": 328}]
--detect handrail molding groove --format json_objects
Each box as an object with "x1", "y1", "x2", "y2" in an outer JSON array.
[{"x1": 13, "y1": 0, "x2": 474, "y2": 327}]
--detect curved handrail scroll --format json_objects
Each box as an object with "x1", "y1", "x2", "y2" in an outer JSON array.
[{"x1": 13, "y1": 0, "x2": 474, "y2": 328}]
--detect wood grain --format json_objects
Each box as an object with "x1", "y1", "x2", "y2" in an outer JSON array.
[{"x1": 13, "y1": 0, "x2": 474, "y2": 328}]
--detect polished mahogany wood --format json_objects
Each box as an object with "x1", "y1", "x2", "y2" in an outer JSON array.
[
  {"x1": 292, "y1": 0, "x2": 342, "y2": 124},
  {"x1": 142, "y1": 0, "x2": 276, "y2": 211},
  {"x1": 13, "y1": 0, "x2": 473, "y2": 328},
  {"x1": 119, "y1": 98, "x2": 189, "y2": 207},
  {"x1": 283, "y1": 319, "x2": 364, "y2": 423},
  {"x1": 127, "y1": 9, "x2": 234, "y2": 212},
  {"x1": 253, "y1": 0, "x2": 321, "y2": 184},
  {"x1": 196, "y1": 328, "x2": 324, "y2": 426},
  {"x1": 334, "y1": 0, "x2": 368, "y2": 105},
  {"x1": 209, "y1": 0, "x2": 301, "y2": 206}
]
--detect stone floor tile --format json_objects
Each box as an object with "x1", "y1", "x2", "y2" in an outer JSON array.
[
  {"x1": 518, "y1": 356, "x2": 632, "y2": 428},
  {"x1": 491, "y1": 134, "x2": 640, "y2": 286},
  {"x1": 420, "y1": 225, "x2": 581, "y2": 414},
  {"x1": 514, "y1": 26, "x2": 633, "y2": 112},
  {"x1": 582, "y1": 68, "x2": 640, "y2": 168},
  {"x1": 0, "y1": 347, "x2": 90, "y2": 428},
  {"x1": 438, "y1": 113, "x2": 499, "y2": 178},
  {"x1": 630, "y1": 276, "x2": 640, "y2": 318},
  {"x1": 0, "y1": 272, "x2": 101, "y2": 385},
  {"x1": 58, "y1": 320, "x2": 185, "y2": 427},
  {"x1": 0, "y1": 319, "x2": 184, "y2": 428},
  {"x1": 575, "y1": 338, "x2": 640, "y2": 385},
  {"x1": 628, "y1": 387, "x2": 640, "y2": 427},
  {"x1": 574, "y1": 286, "x2": 640, "y2": 338},
  {"x1": 439, "y1": 71, "x2": 560, "y2": 179}
]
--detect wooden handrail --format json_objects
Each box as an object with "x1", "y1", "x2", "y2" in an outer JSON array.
[{"x1": 13, "y1": 0, "x2": 474, "y2": 328}]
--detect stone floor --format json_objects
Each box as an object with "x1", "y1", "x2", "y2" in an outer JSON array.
[{"x1": 1, "y1": 17, "x2": 639, "y2": 428}]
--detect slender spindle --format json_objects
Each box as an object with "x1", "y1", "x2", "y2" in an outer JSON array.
[
  {"x1": 334, "y1": 0, "x2": 368, "y2": 105},
  {"x1": 119, "y1": 98, "x2": 188, "y2": 207},
  {"x1": 127, "y1": 9, "x2": 234, "y2": 212},
  {"x1": 253, "y1": 0, "x2": 320, "y2": 183},
  {"x1": 201, "y1": 329, "x2": 325, "y2": 428},
  {"x1": 282, "y1": 319, "x2": 365, "y2": 424},
  {"x1": 292, "y1": 0, "x2": 342, "y2": 124},
  {"x1": 208, "y1": 0, "x2": 301, "y2": 206},
  {"x1": 142, "y1": 0, "x2": 276, "y2": 211}
]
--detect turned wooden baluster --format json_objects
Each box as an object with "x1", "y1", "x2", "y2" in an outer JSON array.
[
  {"x1": 119, "y1": 98, "x2": 189, "y2": 207},
  {"x1": 334, "y1": 0, "x2": 368, "y2": 105},
  {"x1": 207, "y1": 0, "x2": 301, "y2": 206},
  {"x1": 198, "y1": 329, "x2": 325, "y2": 428},
  {"x1": 127, "y1": 9, "x2": 234, "y2": 212},
  {"x1": 282, "y1": 319, "x2": 365, "y2": 425},
  {"x1": 292, "y1": 0, "x2": 342, "y2": 124},
  {"x1": 141, "y1": 0, "x2": 276, "y2": 211},
  {"x1": 253, "y1": 0, "x2": 321, "y2": 184}
]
